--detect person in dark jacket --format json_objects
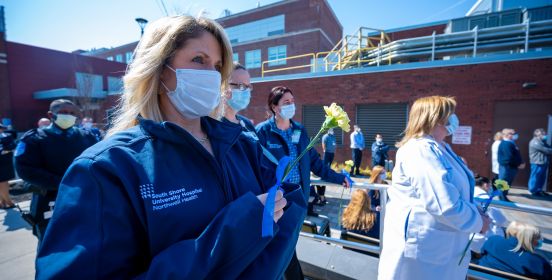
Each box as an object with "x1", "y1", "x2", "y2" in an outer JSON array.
[
  {"x1": 35, "y1": 16, "x2": 306, "y2": 279},
  {"x1": 497, "y1": 128, "x2": 525, "y2": 201},
  {"x1": 14, "y1": 99, "x2": 98, "y2": 240},
  {"x1": 528, "y1": 128, "x2": 552, "y2": 196},
  {"x1": 0, "y1": 124, "x2": 16, "y2": 209},
  {"x1": 371, "y1": 134, "x2": 389, "y2": 167},
  {"x1": 256, "y1": 85, "x2": 350, "y2": 280},
  {"x1": 479, "y1": 222, "x2": 551, "y2": 280}
]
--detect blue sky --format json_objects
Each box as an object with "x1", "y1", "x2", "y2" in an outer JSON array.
[{"x1": 0, "y1": 0, "x2": 476, "y2": 52}]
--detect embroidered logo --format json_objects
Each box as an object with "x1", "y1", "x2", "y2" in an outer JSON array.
[{"x1": 138, "y1": 183, "x2": 203, "y2": 211}]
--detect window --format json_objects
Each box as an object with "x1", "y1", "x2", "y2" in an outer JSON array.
[
  {"x1": 115, "y1": 54, "x2": 123, "y2": 62},
  {"x1": 268, "y1": 45, "x2": 287, "y2": 66},
  {"x1": 302, "y1": 105, "x2": 344, "y2": 147},
  {"x1": 75, "y1": 72, "x2": 103, "y2": 97},
  {"x1": 245, "y1": 49, "x2": 261, "y2": 69},
  {"x1": 233, "y1": 53, "x2": 239, "y2": 63},
  {"x1": 107, "y1": 76, "x2": 123, "y2": 94},
  {"x1": 356, "y1": 103, "x2": 408, "y2": 147},
  {"x1": 125, "y1": 52, "x2": 133, "y2": 63},
  {"x1": 107, "y1": 56, "x2": 113, "y2": 61},
  {"x1": 226, "y1": 15, "x2": 285, "y2": 44}
]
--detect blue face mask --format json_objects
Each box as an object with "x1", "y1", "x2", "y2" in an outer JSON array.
[
  {"x1": 512, "y1": 133, "x2": 519, "y2": 141},
  {"x1": 446, "y1": 114, "x2": 460, "y2": 136},
  {"x1": 543, "y1": 135, "x2": 548, "y2": 141},
  {"x1": 227, "y1": 89, "x2": 251, "y2": 112},
  {"x1": 536, "y1": 239, "x2": 543, "y2": 249},
  {"x1": 279, "y1": 104, "x2": 296, "y2": 120}
]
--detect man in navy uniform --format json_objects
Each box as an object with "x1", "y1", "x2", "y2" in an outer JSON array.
[
  {"x1": 14, "y1": 99, "x2": 98, "y2": 241},
  {"x1": 497, "y1": 128, "x2": 525, "y2": 202}
]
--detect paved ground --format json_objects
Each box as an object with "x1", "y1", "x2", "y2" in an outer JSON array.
[{"x1": 1, "y1": 179, "x2": 551, "y2": 279}]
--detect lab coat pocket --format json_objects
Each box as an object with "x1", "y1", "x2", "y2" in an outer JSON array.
[{"x1": 404, "y1": 227, "x2": 455, "y2": 265}]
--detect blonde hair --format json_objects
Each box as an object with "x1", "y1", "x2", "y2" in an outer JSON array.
[
  {"x1": 397, "y1": 96, "x2": 456, "y2": 147},
  {"x1": 368, "y1": 165, "x2": 385, "y2": 184},
  {"x1": 506, "y1": 221, "x2": 541, "y2": 253},
  {"x1": 342, "y1": 189, "x2": 377, "y2": 231},
  {"x1": 107, "y1": 15, "x2": 233, "y2": 136},
  {"x1": 494, "y1": 131, "x2": 503, "y2": 141}
]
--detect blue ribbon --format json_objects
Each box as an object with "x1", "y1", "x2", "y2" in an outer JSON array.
[{"x1": 262, "y1": 156, "x2": 291, "y2": 238}]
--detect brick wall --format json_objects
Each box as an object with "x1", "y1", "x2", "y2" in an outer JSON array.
[{"x1": 243, "y1": 58, "x2": 552, "y2": 178}]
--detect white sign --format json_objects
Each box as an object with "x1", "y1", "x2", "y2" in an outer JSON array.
[{"x1": 452, "y1": 126, "x2": 472, "y2": 145}]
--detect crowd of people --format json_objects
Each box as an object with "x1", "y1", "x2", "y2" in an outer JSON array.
[{"x1": 0, "y1": 14, "x2": 550, "y2": 280}]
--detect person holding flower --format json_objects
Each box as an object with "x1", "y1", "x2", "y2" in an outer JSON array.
[
  {"x1": 256, "y1": 86, "x2": 351, "y2": 279},
  {"x1": 36, "y1": 16, "x2": 306, "y2": 279},
  {"x1": 378, "y1": 96, "x2": 491, "y2": 280}
]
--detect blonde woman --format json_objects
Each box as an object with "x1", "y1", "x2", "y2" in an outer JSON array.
[
  {"x1": 36, "y1": 16, "x2": 307, "y2": 279},
  {"x1": 378, "y1": 96, "x2": 491, "y2": 280},
  {"x1": 342, "y1": 189, "x2": 380, "y2": 239},
  {"x1": 367, "y1": 165, "x2": 387, "y2": 210},
  {"x1": 479, "y1": 222, "x2": 551, "y2": 279}
]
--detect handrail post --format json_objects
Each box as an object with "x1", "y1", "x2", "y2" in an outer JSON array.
[
  {"x1": 525, "y1": 17, "x2": 530, "y2": 53},
  {"x1": 377, "y1": 42, "x2": 381, "y2": 66},
  {"x1": 261, "y1": 62, "x2": 265, "y2": 77},
  {"x1": 431, "y1": 31, "x2": 436, "y2": 61},
  {"x1": 473, "y1": 25, "x2": 478, "y2": 58},
  {"x1": 312, "y1": 54, "x2": 316, "y2": 72}
]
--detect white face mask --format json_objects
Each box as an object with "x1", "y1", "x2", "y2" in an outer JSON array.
[
  {"x1": 227, "y1": 89, "x2": 251, "y2": 112},
  {"x1": 446, "y1": 114, "x2": 459, "y2": 136},
  {"x1": 162, "y1": 66, "x2": 221, "y2": 119},
  {"x1": 279, "y1": 104, "x2": 296, "y2": 120},
  {"x1": 54, "y1": 114, "x2": 76, "y2": 130}
]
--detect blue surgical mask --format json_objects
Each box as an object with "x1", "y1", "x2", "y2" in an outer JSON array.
[
  {"x1": 227, "y1": 89, "x2": 251, "y2": 112},
  {"x1": 280, "y1": 104, "x2": 296, "y2": 120},
  {"x1": 380, "y1": 173, "x2": 387, "y2": 181},
  {"x1": 162, "y1": 66, "x2": 221, "y2": 119},
  {"x1": 536, "y1": 239, "x2": 543, "y2": 249},
  {"x1": 512, "y1": 133, "x2": 519, "y2": 141},
  {"x1": 446, "y1": 114, "x2": 460, "y2": 136},
  {"x1": 542, "y1": 135, "x2": 548, "y2": 141}
]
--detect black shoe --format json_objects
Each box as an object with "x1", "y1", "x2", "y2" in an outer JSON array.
[
  {"x1": 501, "y1": 196, "x2": 512, "y2": 202},
  {"x1": 540, "y1": 191, "x2": 550, "y2": 196},
  {"x1": 532, "y1": 192, "x2": 544, "y2": 197}
]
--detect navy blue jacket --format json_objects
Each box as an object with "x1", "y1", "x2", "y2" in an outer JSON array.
[
  {"x1": 371, "y1": 141, "x2": 389, "y2": 166},
  {"x1": 36, "y1": 117, "x2": 306, "y2": 279},
  {"x1": 14, "y1": 125, "x2": 98, "y2": 223},
  {"x1": 255, "y1": 117, "x2": 345, "y2": 199},
  {"x1": 498, "y1": 140, "x2": 523, "y2": 168},
  {"x1": 479, "y1": 236, "x2": 551, "y2": 279}
]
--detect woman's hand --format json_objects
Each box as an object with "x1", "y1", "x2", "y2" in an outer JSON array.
[
  {"x1": 343, "y1": 178, "x2": 351, "y2": 189},
  {"x1": 479, "y1": 211, "x2": 492, "y2": 234},
  {"x1": 257, "y1": 190, "x2": 287, "y2": 223}
]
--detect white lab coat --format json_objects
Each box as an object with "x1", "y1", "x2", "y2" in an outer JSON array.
[{"x1": 379, "y1": 137, "x2": 483, "y2": 280}]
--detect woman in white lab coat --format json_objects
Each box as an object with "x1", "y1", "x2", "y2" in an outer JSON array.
[{"x1": 378, "y1": 96, "x2": 491, "y2": 280}]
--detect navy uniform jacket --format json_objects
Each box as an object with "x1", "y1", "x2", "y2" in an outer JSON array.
[
  {"x1": 498, "y1": 140, "x2": 523, "y2": 168},
  {"x1": 479, "y1": 236, "x2": 551, "y2": 279},
  {"x1": 36, "y1": 117, "x2": 306, "y2": 279},
  {"x1": 255, "y1": 117, "x2": 345, "y2": 199},
  {"x1": 14, "y1": 125, "x2": 98, "y2": 222}
]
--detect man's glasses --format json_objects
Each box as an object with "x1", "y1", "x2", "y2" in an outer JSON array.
[{"x1": 229, "y1": 82, "x2": 253, "y2": 91}]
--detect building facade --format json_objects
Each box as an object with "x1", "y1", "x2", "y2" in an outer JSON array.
[{"x1": 87, "y1": 0, "x2": 343, "y2": 77}]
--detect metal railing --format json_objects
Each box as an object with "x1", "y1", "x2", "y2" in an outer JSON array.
[
  {"x1": 300, "y1": 232, "x2": 534, "y2": 280},
  {"x1": 260, "y1": 19, "x2": 552, "y2": 77},
  {"x1": 261, "y1": 53, "x2": 315, "y2": 77}
]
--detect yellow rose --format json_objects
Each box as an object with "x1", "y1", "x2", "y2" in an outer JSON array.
[
  {"x1": 323, "y1": 103, "x2": 350, "y2": 132},
  {"x1": 493, "y1": 179, "x2": 510, "y2": 191}
]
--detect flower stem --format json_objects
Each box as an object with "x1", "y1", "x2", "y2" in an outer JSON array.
[{"x1": 281, "y1": 127, "x2": 326, "y2": 183}]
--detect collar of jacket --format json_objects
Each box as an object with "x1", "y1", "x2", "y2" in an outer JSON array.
[
  {"x1": 44, "y1": 123, "x2": 76, "y2": 136},
  {"x1": 139, "y1": 116, "x2": 242, "y2": 153}
]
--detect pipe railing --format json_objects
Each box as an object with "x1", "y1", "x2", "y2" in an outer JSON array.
[{"x1": 299, "y1": 232, "x2": 534, "y2": 280}]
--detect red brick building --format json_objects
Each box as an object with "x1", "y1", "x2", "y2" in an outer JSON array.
[
  {"x1": 88, "y1": 0, "x2": 343, "y2": 78},
  {"x1": 0, "y1": 5, "x2": 126, "y2": 131}
]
